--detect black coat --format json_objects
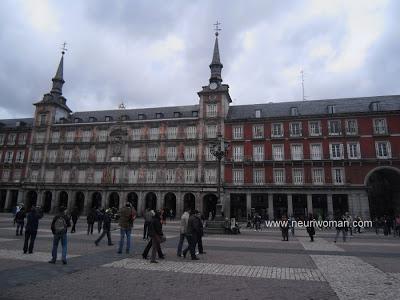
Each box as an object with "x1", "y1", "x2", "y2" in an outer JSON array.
[
  {"x1": 25, "y1": 209, "x2": 43, "y2": 232},
  {"x1": 102, "y1": 213, "x2": 112, "y2": 231},
  {"x1": 148, "y1": 216, "x2": 163, "y2": 237},
  {"x1": 187, "y1": 215, "x2": 201, "y2": 235},
  {"x1": 15, "y1": 210, "x2": 26, "y2": 223}
]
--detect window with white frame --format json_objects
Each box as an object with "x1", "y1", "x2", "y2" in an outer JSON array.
[
  {"x1": 5, "y1": 151, "x2": 13, "y2": 163},
  {"x1": 66, "y1": 131, "x2": 75, "y2": 143},
  {"x1": 327, "y1": 105, "x2": 336, "y2": 114},
  {"x1": 148, "y1": 147, "x2": 159, "y2": 161},
  {"x1": 96, "y1": 149, "x2": 106, "y2": 162},
  {"x1": 97, "y1": 130, "x2": 108, "y2": 142},
  {"x1": 45, "y1": 170, "x2": 55, "y2": 183},
  {"x1": 255, "y1": 109, "x2": 261, "y2": 118},
  {"x1": 332, "y1": 168, "x2": 345, "y2": 185},
  {"x1": 165, "y1": 169, "x2": 175, "y2": 184},
  {"x1": 94, "y1": 170, "x2": 103, "y2": 184},
  {"x1": 205, "y1": 169, "x2": 217, "y2": 184},
  {"x1": 82, "y1": 130, "x2": 91, "y2": 142},
  {"x1": 206, "y1": 103, "x2": 217, "y2": 117},
  {"x1": 16, "y1": 150, "x2": 24, "y2": 163},
  {"x1": 373, "y1": 119, "x2": 387, "y2": 134},
  {"x1": 310, "y1": 144, "x2": 322, "y2": 160},
  {"x1": 128, "y1": 169, "x2": 138, "y2": 184},
  {"x1": 375, "y1": 141, "x2": 391, "y2": 159},
  {"x1": 290, "y1": 122, "x2": 302, "y2": 136},
  {"x1": 149, "y1": 127, "x2": 159, "y2": 140},
  {"x1": 30, "y1": 170, "x2": 39, "y2": 182},
  {"x1": 329, "y1": 143, "x2": 344, "y2": 159},
  {"x1": 184, "y1": 146, "x2": 196, "y2": 161},
  {"x1": 184, "y1": 169, "x2": 195, "y2": 184},
  {"x1": 232, "y1": 145, "x2": 244, "y2": 162},
  {"x1": 78, "y1": 170, "x2": 86, "y2": 183},
  {"x1": 345, "y1": 119, "x2": 358, "y2": 135},
  {"x1": 32, "y1": 150, "x2": 42, "y2": 163},
  {"x1": 132, "y1": 128, "x2": 141, "y2": 140},
  {"x1": 272, "y1": 144, "x2": 284, "y2": 161},
  {"x1": 166, "y1": 146, "x2": 177, "y2": 161},
  {"x1": 328, "y1": 120, "x2": 341, "y2": 135},
  {"x1": 312, "y1": 168, "x2": 324, "y2": 185},
  {"x1": 204, "y1": 146, "x2": 216, "y2": 161},
  {"x1": 309, "y1": 121, "x2": 321, "y2": 136},
  {"x1": 206, "y1": 125, "x2": 217, "y2": 138},
  {"x1": 253, "y1": 144, "x2": 264, "y2": 161},
  {"x1": 146, "y1": 169, "x2": 157, "y2": 183},
  {"x1": 63, "y1": 150, "x2": 72, "y2": 163},
  {"x1": 18, "y1": 134, "x2": 27, "y2": 145},
  {"x1": 13, "y1": 169, "x2": 21, "y2": 181},
  {"x1": 7, "y1": 133, "x2": 16, "y2": 145},
  {"x1": 129, "y1": 148, "x2": 139, "y2": 162},
  {"x1": 232, "y1": 126, "x2": 243, "y2": 140},
  {"x1": 271, "y1": 123, "x2": 283, "y2": 137},
  {"x1": 291, "y1": 107, "x2": 299, "y2": 116},
  {"x1": 233, "y1": 169, "x2": 244, "y2": 185},
  {"x1": 39, "y1": 114, "x2": 46, "y2": 126},
  {"x1": 273, "y1": 169, "x2": 285, "y2": 184},
  {"x1": 167, "y1": 127, "x2": 177, "y2": 139},
  {"x1": 35, "y1": 132, "x2": 45, "y2": 144},
  {"x1": 253, "y1": 125, "x2": 264, "y2": 139},
  {"x1": 0, "y1": 134, "x2": 5, "y2": 145},
  {"x1": 80, "y1": 149, "x2": 89, "y2": 162},
  {"x1": 47, "y1": 150, "x2": 57, "y2": 163},
  {"x1": 253, "y1": 169, "x2": 265, "y2": 185},
  {"x1": 291, "y1": 144, "x2": 303, "y2": 160},
  {"x1": 2, "y1": 169, "x2": 10, "y2": 182},
  {"x1": 62, "y1": 170, "x2": 70, "y2": 183},
  {"x1": 347, "y1": 142, "x2": 361, "y2": 159},
  {"x1": 292, "y1": 168, "x2": 304, "y2": 185},
  {"x1": 185, "y1": 126, "x2": 197, "y2": 139},
  {"x1": 51, "y1": 131, "x2": 60, "y2": 143}
]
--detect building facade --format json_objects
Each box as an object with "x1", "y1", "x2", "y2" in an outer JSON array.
[{"x1": 1, "y1": 34, "x2": 400, "y2": 220}]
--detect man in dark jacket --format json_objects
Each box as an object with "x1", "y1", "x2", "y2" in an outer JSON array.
[
  {"x1": 118, "y1": 203, "x2": 136, "y2": 254},
  {"x1": 97, "y1": 208, "x2": 104, "y2": 233},
  {"x1": 70, "y1": 207, "x2": 79, "y2": 233},
  {"x1": 23, "y1": 207, "x2": 43, "y2": 254},
  {"x1": 148, "y1": 210, "x2": 164, "y2": 263},
  {"x1": 95, "y1": 209, "x2": 113, "y2": 246},
  {"x1": 87, "y1": 208, "x2": 96, "y2": 235},
  {"x1": 182, "y1": 210, "x2": 200, "y2": 260},
  {"x1": 14, "y1": 207, "x2": 26, "y2": 236},
  {"x1": 195, "y1": 211, "x2": 206, "y2": 254},
  {"x1": 143, "y1": 208, "x2": 153, "y2": 240},
  {"x1": 49, "y1": 206, "x2": 71, "y2": 265}
]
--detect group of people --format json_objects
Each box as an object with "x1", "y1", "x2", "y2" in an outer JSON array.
[{"x1": 373, "y1": 215, "x2": 400, "y2": 237}]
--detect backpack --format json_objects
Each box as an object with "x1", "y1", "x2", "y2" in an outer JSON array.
[{"x1": 54, "y1": 216, "x2": 67, "y2": 235}]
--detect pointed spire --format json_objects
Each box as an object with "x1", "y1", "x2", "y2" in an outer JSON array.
[
  {"x1": 50, "y1": 52, "x2": 65, "y2": 95},
  {"x1": 209, "y1": 23, "x2": 223, "y2": 85}
]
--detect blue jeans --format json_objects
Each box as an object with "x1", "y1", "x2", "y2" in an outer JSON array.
[
  {"x1": 118, "y1": 228, "x2": 132, "y2": 253},
  {"x1": 177, "y1": 233, "x2": 186, "y2": 255},
  {"x1": 52, "y1": 234, "x2": 67, "y2": 261}
]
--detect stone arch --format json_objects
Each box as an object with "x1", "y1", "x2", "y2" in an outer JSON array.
[
  {"x1": 127, "y1": 192, "x2": 138, "y2": 210},
  {"x1": 58, "y1": 191, "x2": 68, "y2": 209},
  {"x1": 43, "y1": 191, "x2": 52, "y2": 213},
  {"x1": 75, "y1": 191, "x2": 85, "y2": 213},
  {"x1": 91, "y1": 192, "x2": 102, "y2": 209},
  {"x1": 203, "y1": 193, "x2": 217, "y2": 219},
  {"x1": 145, "y1": 192, "x2": 157, "y2": 210},
  {"x1": 25, "y1": 190, "x2": 38, "y2": 210},
  {"x1": 183, "y1": 193, "x2": 195, "y2": 211},
  {"x1": 108, "y1": 192, "x2": 120, "y2": 209},
  {"x1": 164, "y1": 192, "x2": 176, "y2": 215}
]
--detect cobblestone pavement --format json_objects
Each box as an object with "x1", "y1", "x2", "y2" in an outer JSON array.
[{"x1": 0, "y1": 214, "x2": 399, "y2": 300}]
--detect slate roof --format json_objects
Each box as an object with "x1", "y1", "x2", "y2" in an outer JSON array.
[
  {"x1": 71, "y1": 104, "x2": 200, "y2": 122},
  {"x1": 227, "y1": 95, "x2": 400, "y2": 120},
  {"x1": 0, "y1": 118, "x2": 34, "y2": 128}
]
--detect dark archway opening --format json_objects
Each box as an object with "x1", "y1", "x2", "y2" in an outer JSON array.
[
  {"x1": 251, "y1": 193, "x2": 268, "y2": 219},
  {"x1": 183, "y1": 193, "x2": 195, "y2": 211},
  {"x1": 92, "y1": 192, "x2": 102, "y2": 209},
  {"x1": 127, "y1": 192, "x2": 138, "y2": 211},
  {"x1": 164, "y1": 193, "x2": 176, "y2": 215},
  {"x1": 230, "y1": 193, "x2": 246, "y2": 221},
  {"x1": 367, "y1": 168, "x2": 400, "y2": 219},
  {"x1": 203, "y1": 193, "x2": 217, "y2": 220},
  {"x1": 312, "y1": 194, "x2": 327, "y2": 220},
  {"x1": 293, "y1": 194, "x2": 307, "y2": 220},
  {"x1": 333, "y1": 194, "x2": 349, "y2": 218},
  {"x1": 43, "y1": 191, "x2": 52, "y2": 213},
  {"x1": 145, "y1": 192, "x2": 157, "y2": 210},
  {"x1": 273, "y1": 194, "x2": 288, "y2": 220},
  {"x1": 26, "y1": 190, "x2": 38, "y2": 210},
  {"x1": 59, "y1": 191, "x2": 68, "y2": 209},
  {"x1": 0, "y1": 190, "x2": 6, "y2": 212},
  {"x1": 75, "y1": 191, "x2": 85, "y2": 213},
  {"x1": 109, "y1": 192, "x2": 120, "y2": 209}
]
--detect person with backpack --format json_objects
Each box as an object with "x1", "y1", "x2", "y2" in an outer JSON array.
[
  {"x1": 117, "y1": 203, "x2": 136, "y2": 254},
  {"x1": 14, "y1": 207, "x2": 26, "y2": 236},
  {"x1": 49, "y1": 206, "x2": 71, "y2": 265},
  {"x1": 87, "y1": 208, "x2": 96, "y2": 235},
  {"x1": 23, "y1": 206, "x2": 43, "y2": 254},
  {"x1": 95, "y1": 209, "x2": 113, "y2": 246}
]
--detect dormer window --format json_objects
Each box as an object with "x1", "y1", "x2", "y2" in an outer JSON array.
[
  {"x1": 370, "y1": 102, "x2": 380, "y2": 112},
  {"x1": 120, "y1": 115, "x2": 128, "y2": 121},
  {"x1": 156, "y1": 113, "x2": 163, "y2": 119},
  {"x1": 40, "y1": 114, "x2": 47, "y2": 126},
  {"x1": 74, "y1": 118, "x2": 81, "y2": 123},
  {"x1": 89, "y1": 117, "x2": 97, "y2": 122},
  {"x1": 327, "y1": 105, "x2": 336, "y2": 114},
  {"x1": 174, "y1": 112, "x2": 181, "y2": 118},
  {"x1": 192, "y1": 111, "x2": 198, "y2": 117},
  {"x1": 290, "y1": 107, "x2": 298, "y2": 116},
  {"x1": 105, "y1": 116, "x2": 112, "y2": 122},
  {"x1": 255, "y1": 109, "x2": 261, "y2": 118},
  {"x1": 138, "y1": 114, "x2": 146, "y2": 120}
]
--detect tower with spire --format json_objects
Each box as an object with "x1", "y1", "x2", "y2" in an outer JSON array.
[{"x1": 209, "y1": 30, "x2": 223, "y2": 86}]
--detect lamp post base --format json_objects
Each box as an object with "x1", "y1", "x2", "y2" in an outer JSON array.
[{"x1": 205, "y1": 203, "x2": 226, "y2": 234}]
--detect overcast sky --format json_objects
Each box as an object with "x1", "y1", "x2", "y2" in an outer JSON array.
[{"x1": 0, "y1": 0, "x2": 399, "y2": 119}]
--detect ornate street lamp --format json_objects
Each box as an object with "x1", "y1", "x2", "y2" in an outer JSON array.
[{"x1": 209, "y1": 133, "x2": 229, "y2": 220}]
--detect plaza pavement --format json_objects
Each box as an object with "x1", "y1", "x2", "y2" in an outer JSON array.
[{"x1": 0, "y1": 213, "x2": 399, "y2": 299}]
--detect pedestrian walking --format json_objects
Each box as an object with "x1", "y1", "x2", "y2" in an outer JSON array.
[
  {"x1": 23, "y1": 206, "x2": 43, "y2": 254},
  {"x1": 148, "y1": 210, "x2": 164, "y2": 263},
  {"x1": 117, "y1": 203, "x2": 136, "y2": 254},
  {"x1": 177, "y1": 208, "x2": 190, "y2": 257},
  {"x1": 161, "y1": 208, "x2": 167, "y2": 225},
  {"x1": 383, "y1": 215, "x2": 392, "y2": 236},
  {"x1": 97, "y1": 208, "x2": 104, "y2": 234},
  {"x1": 70, "y1": 207, "x2": 79, "y2": 233},
  {"x1": 345, "y1": 212, "x2": 353, "y2": 236},
  {"x1": 395, "y1": 215, "x2": 400, "y2": 237},
  {"x1": 14, "y1": 207, "x2": 26, "y2": 236},
  {"x1": 87, "y1": 208, "x2": 96, "y2": 235},
  {"x1": 280, "y1": 215, "x2": 289, "y2": 241},
  {"x1": 182, "y1": 210, "x2": 199, "y2": 260},
  {"x1": 306, "y1": 215, "x2": 315, "y2": 242},
  {"x1": 49, "y1": 206, "x2": 71, "y2": 265},
  {"x1": 289, "y1": 216, "x2": 295, "y2": 236},
  {"x1": 143, "y1": 208, "x2": 153, "y2": 240},
  {"x1": 195, "y1": 211, "x2": 206, "y2": 255},
  {"x1": 334, "y1": 215, "x2": 347, "y2": 242},
  {"x1": 95, "y1": 209, "x2": 113, "y2": 246}
]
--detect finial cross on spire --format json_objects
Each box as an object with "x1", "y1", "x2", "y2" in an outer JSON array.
[
  {"x1": 61, "y1": 42, "x2": 68, "y2": 55},
  {"x1": 213, "y1": 21, "x2": 222, "y2": 36}
]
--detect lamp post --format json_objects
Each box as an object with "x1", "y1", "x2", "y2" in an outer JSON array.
[{"x1": 209, "y1": 133, "x2": 229, "y2": 220}]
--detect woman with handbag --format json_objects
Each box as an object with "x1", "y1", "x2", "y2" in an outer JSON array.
[{"x1": 148, "y1": 210, "x2": 164, "y2": 263}]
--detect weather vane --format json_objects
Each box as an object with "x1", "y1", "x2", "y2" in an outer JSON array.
[
  {"x1": 118, "y1": 102, "x2": 126, "y2": 110},
  {"x1": 61, "y1": 42, "x2": 68, "y2": 55},
  {"x1": 213, "y1": 21, "x2": 222, "y2": 36}
]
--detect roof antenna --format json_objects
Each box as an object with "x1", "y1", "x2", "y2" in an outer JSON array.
[
  {"x1": 61, "y1": 41, "x2": 68, "y2": 55},
  {"x1": 300, "y1": 70, "x2": 306, "y2": 101}
]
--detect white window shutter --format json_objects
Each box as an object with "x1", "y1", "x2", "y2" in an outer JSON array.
[
  {"x1": 387, "y1": 142, "x2": 392, "y2": 158},
  {"x1": 340, "y1": 144, "x2": 344, "y2": 159},
  {"x1": 357, "y1": 143, "x2": 361, "y2": 158},
  {"x1": 329, "y1": 144, "x2": 333, "y2": 158},
  {"x1": 375, "y1": 142, "x2": 379, "y2": 157}
]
